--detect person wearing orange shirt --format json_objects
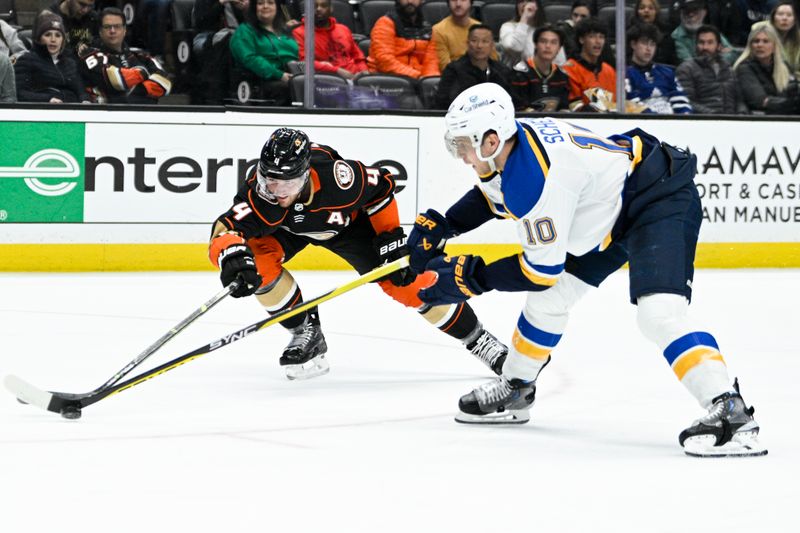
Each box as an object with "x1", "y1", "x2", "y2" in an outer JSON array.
[
  {"x1": 561, "y1": 17, "x2": 616, "y2": 111},
  {"x1": 367, "y1": 0, "x2": 439, "y2": 78}
]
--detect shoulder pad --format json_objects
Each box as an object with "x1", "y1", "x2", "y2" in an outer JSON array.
[{"x1": 311, "y1": 143, "x2": 343, "y2": 162}]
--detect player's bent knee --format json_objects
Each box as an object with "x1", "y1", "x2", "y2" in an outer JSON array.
[
  {"x1": 525, "y1": 273, "x2": 591, "y2": 318},
  {"x1": 248, "y1": 236, "x2": 285, "y2": 288},
  {"x1": 637, "y1": 293, "x2": 691, "y2": 345}
]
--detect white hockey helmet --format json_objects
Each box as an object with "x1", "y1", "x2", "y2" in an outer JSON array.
[{"x1": 444, "y1": 83, "x2": 517, "y2": 163}]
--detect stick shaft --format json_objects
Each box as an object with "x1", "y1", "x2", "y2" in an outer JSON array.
[
  {"x1": 98, "y1": 281, "x2": 240, "y2": 390},
  {"x1": 83, "y1": 256, "x2": 409, "y2": 407}
]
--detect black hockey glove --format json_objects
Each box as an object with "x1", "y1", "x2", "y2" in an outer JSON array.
[
  {"x1": 373, "y1": 227, "x2": 416, "y2": 287},
  {"x1": 406, "y1": 209, "x2": 449, "y2": 274},
  {"x1": 418, "y1": 254, "x2": 486, "y2": 306},
  {"x1": 218, "y1": 243, "x2": 262, "y2": 298}
]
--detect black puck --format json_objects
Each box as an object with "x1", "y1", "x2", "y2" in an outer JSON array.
[{"x1": 60, "y1": 405, "x2": 82, "y2": 420}]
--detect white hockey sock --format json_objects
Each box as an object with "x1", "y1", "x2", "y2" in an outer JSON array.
[
  {"x1": 637, "y1": 293, "x2": 732, "y2": 408},
  {"x1": 503, "y1": 351, "x2": 549, "y2": 382}
]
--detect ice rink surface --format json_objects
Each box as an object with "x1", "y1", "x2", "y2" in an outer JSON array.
[{"x1": 0, "y1": 268, "x2": 797, "y2": 532}]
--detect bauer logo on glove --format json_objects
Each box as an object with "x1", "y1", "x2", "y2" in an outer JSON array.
[{"x1": 418, "y1": 254, "x2": 486, "y2": 306}]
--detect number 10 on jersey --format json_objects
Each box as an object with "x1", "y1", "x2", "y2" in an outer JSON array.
[{"x1": 522, "y1": 217, "x2": 557, "y2": 246}]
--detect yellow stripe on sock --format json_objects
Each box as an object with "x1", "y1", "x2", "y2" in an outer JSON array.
[
  {"x1": 673, "y1": 348, "x2": 726, "y2": 380},
  {"x1": 512, "y1": 330, "x2": 552, "y2": 361}
]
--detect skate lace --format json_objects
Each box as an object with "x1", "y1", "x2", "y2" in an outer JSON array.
[
  {"x1": 475, "y1": 377, "x2": 514, "y2": 404},
  {"x1": 698, "y1": 395, "x2": 744, "y2": 426},
  {"x1": 287, "y1": 323, "x2": 317, "y2": 351},
  {"x1": 699, "y1": 400, "x2": 726, "y2": 425},
  {"x1": 470, "y1": 332, "x2": 504, "y2": 366}
]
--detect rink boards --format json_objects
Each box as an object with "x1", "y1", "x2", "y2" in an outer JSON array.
[{"x1": 0, "y1": 108, "x2": 798, "y2": 270}]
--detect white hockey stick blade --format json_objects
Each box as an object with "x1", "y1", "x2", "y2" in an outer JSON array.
[
  {"x1": 4, "y1": 375, "x2": 55, "y2": 411},
  {"x1": 455, "y1": 409, "x2": 530, "y2": 425},
  {"x1": 683, "y1": 431, "x2": 768, "y2": 458}
]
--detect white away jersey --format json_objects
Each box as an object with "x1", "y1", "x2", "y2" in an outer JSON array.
[{"x1": 478, "y1": 117, "x2": 643, "y2": 287}]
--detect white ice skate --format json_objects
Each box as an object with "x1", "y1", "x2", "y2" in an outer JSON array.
[
  {"x1": 679, "y1": 380, "x2": 767, "y2": 458},
  {"x1": 455, "y1": 376, "x2": 535, "y2": 424}
]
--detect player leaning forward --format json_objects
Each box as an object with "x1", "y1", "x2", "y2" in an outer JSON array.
[
  {"x1": 208, "y1": 127, "x2": 507, "y2": 380},
  {"x1": 408, "y1": 83, "x2": 765, "y2": 457}
]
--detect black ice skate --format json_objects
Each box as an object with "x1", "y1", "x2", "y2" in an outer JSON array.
[
  {"x1": 455, "y1": 376, "x2": 536, "y2": 424},
  {"x1": 679, "y1": 380, "x2": 767, "y2": 457},
  {"x1": 465, "y1": 329, "x2": 508, "y2": 375},
  {"x1": 279, "y1": 319, "x2": 329, "y2": 380}
]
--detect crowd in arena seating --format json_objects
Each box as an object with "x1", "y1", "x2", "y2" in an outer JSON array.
[{"x1": 0, "y1": 0, "x2": 799, "y2": 114}]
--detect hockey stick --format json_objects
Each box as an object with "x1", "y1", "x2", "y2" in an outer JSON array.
[
  {"x1": 11, "y1": 278, "x2": 240, "y2": 407},
  {"x1": 5, "y1": 256, "x2": 410, "y2": 419}
]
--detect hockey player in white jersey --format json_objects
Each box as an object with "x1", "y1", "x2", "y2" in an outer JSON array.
[{"x1": 406, "y1": 82, "x2": 766, "y2": 457}]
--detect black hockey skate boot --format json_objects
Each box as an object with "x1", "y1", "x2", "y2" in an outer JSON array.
[
  {"x1": 455, "y1": 376, "x2": 536, "y2": 424},
  {"x1": 465, "y1": 329, "x2": 508, "y2": 375},
  {"x1": 279, "y1": 319, "x2": 329, "y2": 380},
  {"x1": 679, "y1": 379, "x2": 767, "y2": 457}
]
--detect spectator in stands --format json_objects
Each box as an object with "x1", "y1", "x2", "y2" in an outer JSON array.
[
  {"x1": 195, "y1": 0, "x2": 250, "y2": 47},
  {"x1": 726, "y1": 0, "x2": 775, "y2": 47},
  {"x1": 554, "y1": 0, "x2": 591, "y2": 60},
  {"x1": 672, "y1": 0, "x2": 738, "y2": 64},
  {"x1": 511, "y1": 24, "x2": 570, "y2": 111},
  {"x1": 431, "y1": 0, "x2": 493, "y2": 72},
  {"x1": 1, "y1": 19, "x2": 27, "y2": 63},
  {"x1": 769, "y1": 0, "x2": 800, "y2": 73},
  {"x1": 230, "y1": 0, "x2": 298, "y2": 105},
  {"x1": 292, "y1": 0, "x2": 367, "y2": 79},
  {"x1": 676, "y1": 24, "x2": 740, "y2": 113},
  {"x1": 499, "y1": 0, "x2": 546, "y2": 67},
  {"x1": 0, "y1": 53, "x2": 15, "y2": 102},
  {"x1": 628, "y1": 0, "x2": 679, "y2": 65},
  {"x1": 734, "y1": 23, "x2": 800, "y2": 113},
  {"x1": 625, "y1": 23, "x2": 692, "y2": 113},
  {"x1": 367, "y1": 0, "x2": 439, "y2": 78},
  {"x1": 192, "y1": 0, "x2": 250, "y2": 104},
  {"x1": 79, "y1": 7, "x2": 172, "y2": 103},
  {"x1": 14, "y1": 12, "x2": 90, "y2": 103},
  {"x1": 138, "y1": 0, "x2": 173, "y2": 62},
  {"x1": 434, "y1": 23, "x2": 515, "y2": 108},
  {"x1": 561, "y1": 17, "x2": 616, "y2": 111},
  {"x1": 49, "y1": 0, "x2": 99, "y2": 57}
]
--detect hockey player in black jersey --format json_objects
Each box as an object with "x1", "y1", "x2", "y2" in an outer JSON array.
[{"x1": 208, "y1": 127, "x2": 508, "y2": 380}]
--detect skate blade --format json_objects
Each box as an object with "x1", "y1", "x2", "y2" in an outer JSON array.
[
  {"x1": 455, "y1": 409, "x2": 530, "y2": 425},
  {"x1": 683, "y1": 431, "x2": 768, "y2": 458},
  {"x1": 284, "y1": 355, "x2": 330, "y2": 381}
]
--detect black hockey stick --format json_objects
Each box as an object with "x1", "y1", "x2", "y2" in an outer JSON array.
[
  {"x1": 4, "y1": 256, "x2": 409, "y2": 419},
  {"x1": 9, "y1": 278, "x2": 240, "y2": 408}
]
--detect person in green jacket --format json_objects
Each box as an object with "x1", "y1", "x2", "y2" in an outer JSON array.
[{"x1": 230, "y1": 0, "x2": 298, "y2": 105}]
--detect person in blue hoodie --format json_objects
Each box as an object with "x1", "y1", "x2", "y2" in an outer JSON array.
[{"x1": 626, "y1": 23, "x2": 692, "y2": 113}]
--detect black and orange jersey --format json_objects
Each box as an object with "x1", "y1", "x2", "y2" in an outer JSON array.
[
  {"x1": 79, "y1": 43, "x2": 172, "y2": 104},
  {"x1": 561, "y1": 56, "x2": 616, "y2": 110},
  {"x1": 214, "y1": 143, "x2": 397, "y2": 241}
]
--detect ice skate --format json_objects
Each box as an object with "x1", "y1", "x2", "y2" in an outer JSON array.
[
  {"x1": 465, "y1": 328, "x2": 507, "y2": 375},
  {"x1": 455, "y1": 376, "x2": 536, "y2": 424},
  {"x1": 679, "y1": 380, "x2": 767, "y2": 457},
  {"x1": 279, "y1": 319, "x2": 329, "y2": 380}
]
